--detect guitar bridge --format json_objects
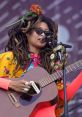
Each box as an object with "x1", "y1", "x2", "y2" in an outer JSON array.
[{"x1": 7, "y1": 92, "x2": 20, "y2": 108}]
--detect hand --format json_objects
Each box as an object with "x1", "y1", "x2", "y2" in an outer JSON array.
[{"x1": 9, "y1": 80, "x2": 31, "y2": 93}]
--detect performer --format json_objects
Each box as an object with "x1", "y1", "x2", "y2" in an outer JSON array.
[{"x1": 0, "y1": 4, "x2": 82, "y2": 117}]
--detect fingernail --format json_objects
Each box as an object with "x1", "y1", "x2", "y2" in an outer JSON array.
[{"x1": 23, "y1": 88, "x2": 29, "y2": 92}]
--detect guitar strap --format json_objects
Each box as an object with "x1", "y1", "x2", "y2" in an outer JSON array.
[{"x1": 7, "y1": 91, "x2": 20, "y2": 108}]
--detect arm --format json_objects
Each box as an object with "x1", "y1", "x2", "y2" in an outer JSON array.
[
  {"x1": 0, "y1": 78, "x2": 31, "y2": 92},
  {"x1": 0, "y1": 78, "x2": 11, "y2": 90},
  {"x1": 0, "y1": 52, "x2": 30, "y2": 92}
]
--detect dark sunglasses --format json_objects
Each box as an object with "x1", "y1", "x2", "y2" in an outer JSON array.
[{"x1": 33, "y1": 28, "x2": 51, "y2": 35}]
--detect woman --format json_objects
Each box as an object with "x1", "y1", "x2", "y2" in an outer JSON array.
[{"x1": 0, "y1": 4, "x2": 82, "y2": 117}]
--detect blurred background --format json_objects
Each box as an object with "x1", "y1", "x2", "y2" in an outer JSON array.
[{"x1": 0, "y1": 0, "x2": 82, "y2": 116}]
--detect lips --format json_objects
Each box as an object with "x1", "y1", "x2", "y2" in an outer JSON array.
[{"x1": 38, "y1": 38, "x2": 46, "y2": 43}]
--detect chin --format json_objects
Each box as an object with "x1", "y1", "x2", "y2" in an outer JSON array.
[{"x1": 39, "y1": 44, "x2": 46, "y2": 48}]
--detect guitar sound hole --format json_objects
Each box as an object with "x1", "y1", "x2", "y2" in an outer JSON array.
[{"x1": 20, "y1": 93, "x2": 32, "y2": 101}]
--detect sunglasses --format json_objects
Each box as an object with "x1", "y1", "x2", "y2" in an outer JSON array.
[{"x1": 33, "y1": 28, "x2": 52, "y2": 36}]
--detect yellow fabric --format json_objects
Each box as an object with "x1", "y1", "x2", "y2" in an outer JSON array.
[{"x1": 0, "y1": 51, "x2": 24, "y2": 78}]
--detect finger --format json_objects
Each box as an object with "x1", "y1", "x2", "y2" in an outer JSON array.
[
  {"x1": 25, "y1": 82, "x2": 31, "y2": 89},
  {"x1": 22, "y1": 88, "x2": 29, "y2": 93},
  {"x1": 25, "y1": 81, "x2": 31, "y2": 85},
  {"x1": 25, "y1": 86, "x2": 30, "y2": 89},
  {"x1": 21, "y1": 80, "x2": 31, "y2": 86},
  {"x1": 14, "y1": 87, "x2": 29, "y2": 93}
]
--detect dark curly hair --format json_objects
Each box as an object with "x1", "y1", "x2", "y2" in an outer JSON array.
[{"x1": 5, "y1": 11, "x2": 58, "y2": 74}]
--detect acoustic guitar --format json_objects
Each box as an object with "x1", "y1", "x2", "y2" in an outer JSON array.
[{"x1": 0, "y1": 59, "x2": 82, "y2": 117}]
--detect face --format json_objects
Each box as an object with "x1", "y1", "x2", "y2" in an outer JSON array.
[{"x1": 26, "y1": 22, "x2": 49, "y2": 53}]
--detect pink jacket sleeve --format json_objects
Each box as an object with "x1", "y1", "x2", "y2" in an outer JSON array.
[{"x1": 0, "y1": 78, "x2": 11, "y2": 90}]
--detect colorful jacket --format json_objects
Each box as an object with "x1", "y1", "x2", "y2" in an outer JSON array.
[{"x1": 0, "y1": 51, "x2": 25, "y2": 78}]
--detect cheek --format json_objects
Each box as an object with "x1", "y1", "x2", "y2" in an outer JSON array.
[
  {"x1": 28, "y1": 32, "x2": 38, "y2": 44},
  {"x1": 30, "y1": 31, "x2": 38, "y2": 40}
]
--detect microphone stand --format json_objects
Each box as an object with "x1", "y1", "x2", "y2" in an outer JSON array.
[
  {"x1": 60, "y1": 42, "x2": 72, "y2": 117},
  {"x1": 61, "y1": 46, "x2": 69, "y2": 117},
  {"x1": 47, "y1": 39, "x2": 72, "y2": 117}
]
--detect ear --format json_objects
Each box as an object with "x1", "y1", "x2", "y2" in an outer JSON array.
[{"x1": 26, "y1": 33, "x2": 29, "y2": 38}]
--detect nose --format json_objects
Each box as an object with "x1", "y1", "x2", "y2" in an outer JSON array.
[{"x1": 40, "y1": 32, "x2": 46, "y2": 39}]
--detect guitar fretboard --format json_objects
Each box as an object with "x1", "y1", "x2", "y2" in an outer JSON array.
[{"x1": 39, "y1": 59, "x2": 82, "y2": 87}]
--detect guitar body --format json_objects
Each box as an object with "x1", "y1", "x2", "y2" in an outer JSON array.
[{"x1": 0, "y1": 67, "x2": 58, "y2": 117}]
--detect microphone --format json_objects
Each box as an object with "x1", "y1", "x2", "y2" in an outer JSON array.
[
  {"x1": 53, "y1": 45, "x2": 63, "y2": 52},
  {"x1": 45, "y1": 32, "x2": 57, "y2": 47},
  {"x1": 53, "y1": 43, "x2": 72, "y2": 53},
  {"x1": 44, "y1": 31, "x2": 72, "y2": 49},
  {"x1": 45, "y1": 31, "x2": 53, "y2": 38},
  {"x1": 58, "y1": 42, "x2": 72, "y2": 48}
]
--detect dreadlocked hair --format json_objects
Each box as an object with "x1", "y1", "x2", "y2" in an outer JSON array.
[
  {"x1": 5, "y1": 11, "x2": 39, "y2": 69},
  {"x1": 5, "y1": 4, "x2": 58, "y2": 74},
  {"x1": 5, "y1": 28, "x2": 28, "y2": 68},
  {"x1": 37, "y1": 15, "x2": 58, "y2": 74}
]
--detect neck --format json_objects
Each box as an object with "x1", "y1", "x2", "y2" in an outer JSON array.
[{"x1": 28, "y1": 45, "x2": 40, "y2": 54}]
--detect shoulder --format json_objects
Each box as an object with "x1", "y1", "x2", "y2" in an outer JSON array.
[
  {"x1": 0, "y1": 51, "x2": 14, "y2": 60},
  {"x1": 0, "y1": 51, "x2": 17, "y2": 78}
]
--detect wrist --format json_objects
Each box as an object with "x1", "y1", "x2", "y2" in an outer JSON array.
[
  {"x1": 0, "y1": 78, "x2": 11, "y2": 90},
  {"x1": 8, "y1": 81, "x2": 14, "y2": 90}
]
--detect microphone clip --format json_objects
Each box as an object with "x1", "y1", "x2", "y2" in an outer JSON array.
[{"x1": 58, "y1": 42, "x2": 72, "y2": 49}]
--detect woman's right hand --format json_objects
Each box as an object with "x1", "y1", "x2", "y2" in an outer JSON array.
[{"x1": 9, "y1": 80, "x2": 31, "y2": 93}]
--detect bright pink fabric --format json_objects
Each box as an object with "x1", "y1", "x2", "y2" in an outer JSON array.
[
  {"x1": 31, "y1": 105, "x2": 56, "y2": 117},
  {"x1": 30, "y1": 103, "x2": 56, "y2": 117},
  {"x1": 0, "y1": 78, "x2": 11, "y2": 90},
  {"x1": 30, "y1": 53, "x2": 40, "y2": 67}
]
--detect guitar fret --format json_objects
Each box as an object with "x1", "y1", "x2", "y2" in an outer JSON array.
[
  {"x1": 42, "y1": 79, "x2": 48, "y2": 86},
  {"x1": 41, "y1": 81, "x2": 46, "y2": 87},
  {"x1": 51, "y1": 74, "x2": 58, "y2": 82},
  {"x1": 58, "y1": 70, "x2": 63, "y2": 76},
  {"x1": 52, "y1": 73, "x2": 58, "y2": 80},
  {"x1": 67, "y1": 65, "x2": 73, "y2": 72},
  {"x1": 71, "y1": 64, "x2": 77, "y2": 70},
  {"x1": 41, "y1": 77, "x2": 52, "y2": 87},
  {"x1": 55, "y1": 73, "x2": 59, "y2": 79},
  {"x1": 39, "y1": 80, "x2": 45, "y2": 87},
  {"x1": 50, "y1": 75, "x2": 57, "y2": 81},
  {"x1": 70, "y1": 64, "x2": 74, "y2": 70},
  {"x1": 73, "y1": 63, "x2": 79, "y2": 70},
  {"x1": 44, "y1": 79, "x2": 48, "y2": 85},
  {"x1": 66, "y1": 68, "x2": 70, "y2": 73},
  {"x1": 39, "y1": 59, "x2": 82, "y2": 87},
  {"x1": 56, "y1": 71, "x2": 62, "y2": 78},
  {"x1": 79, "y1": 60, "x2": 82, "y2": 67},
  {"x1": 39, "y1": 78, "x2": 48, "y2": 87},
  {"x1": 75, "y1": 63, "x2": 80, "y2": 67},
  {"x1": 39, "y1": 75, "x2": 53, "y2": 87},
  {"x1": 45, "y1": 76, "x2": 52, "y2": 85},
  {"x1": 75, "y1": 62, "x2": 80, "y2": 68}
]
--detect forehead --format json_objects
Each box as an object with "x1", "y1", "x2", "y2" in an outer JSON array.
[{"x1": 35, "y1": 22, "x2": 49, "y2": 30}]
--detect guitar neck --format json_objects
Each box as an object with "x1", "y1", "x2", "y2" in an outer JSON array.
[{"x1": 39, "y1": 59, "x2": 82, "y2": 87}]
